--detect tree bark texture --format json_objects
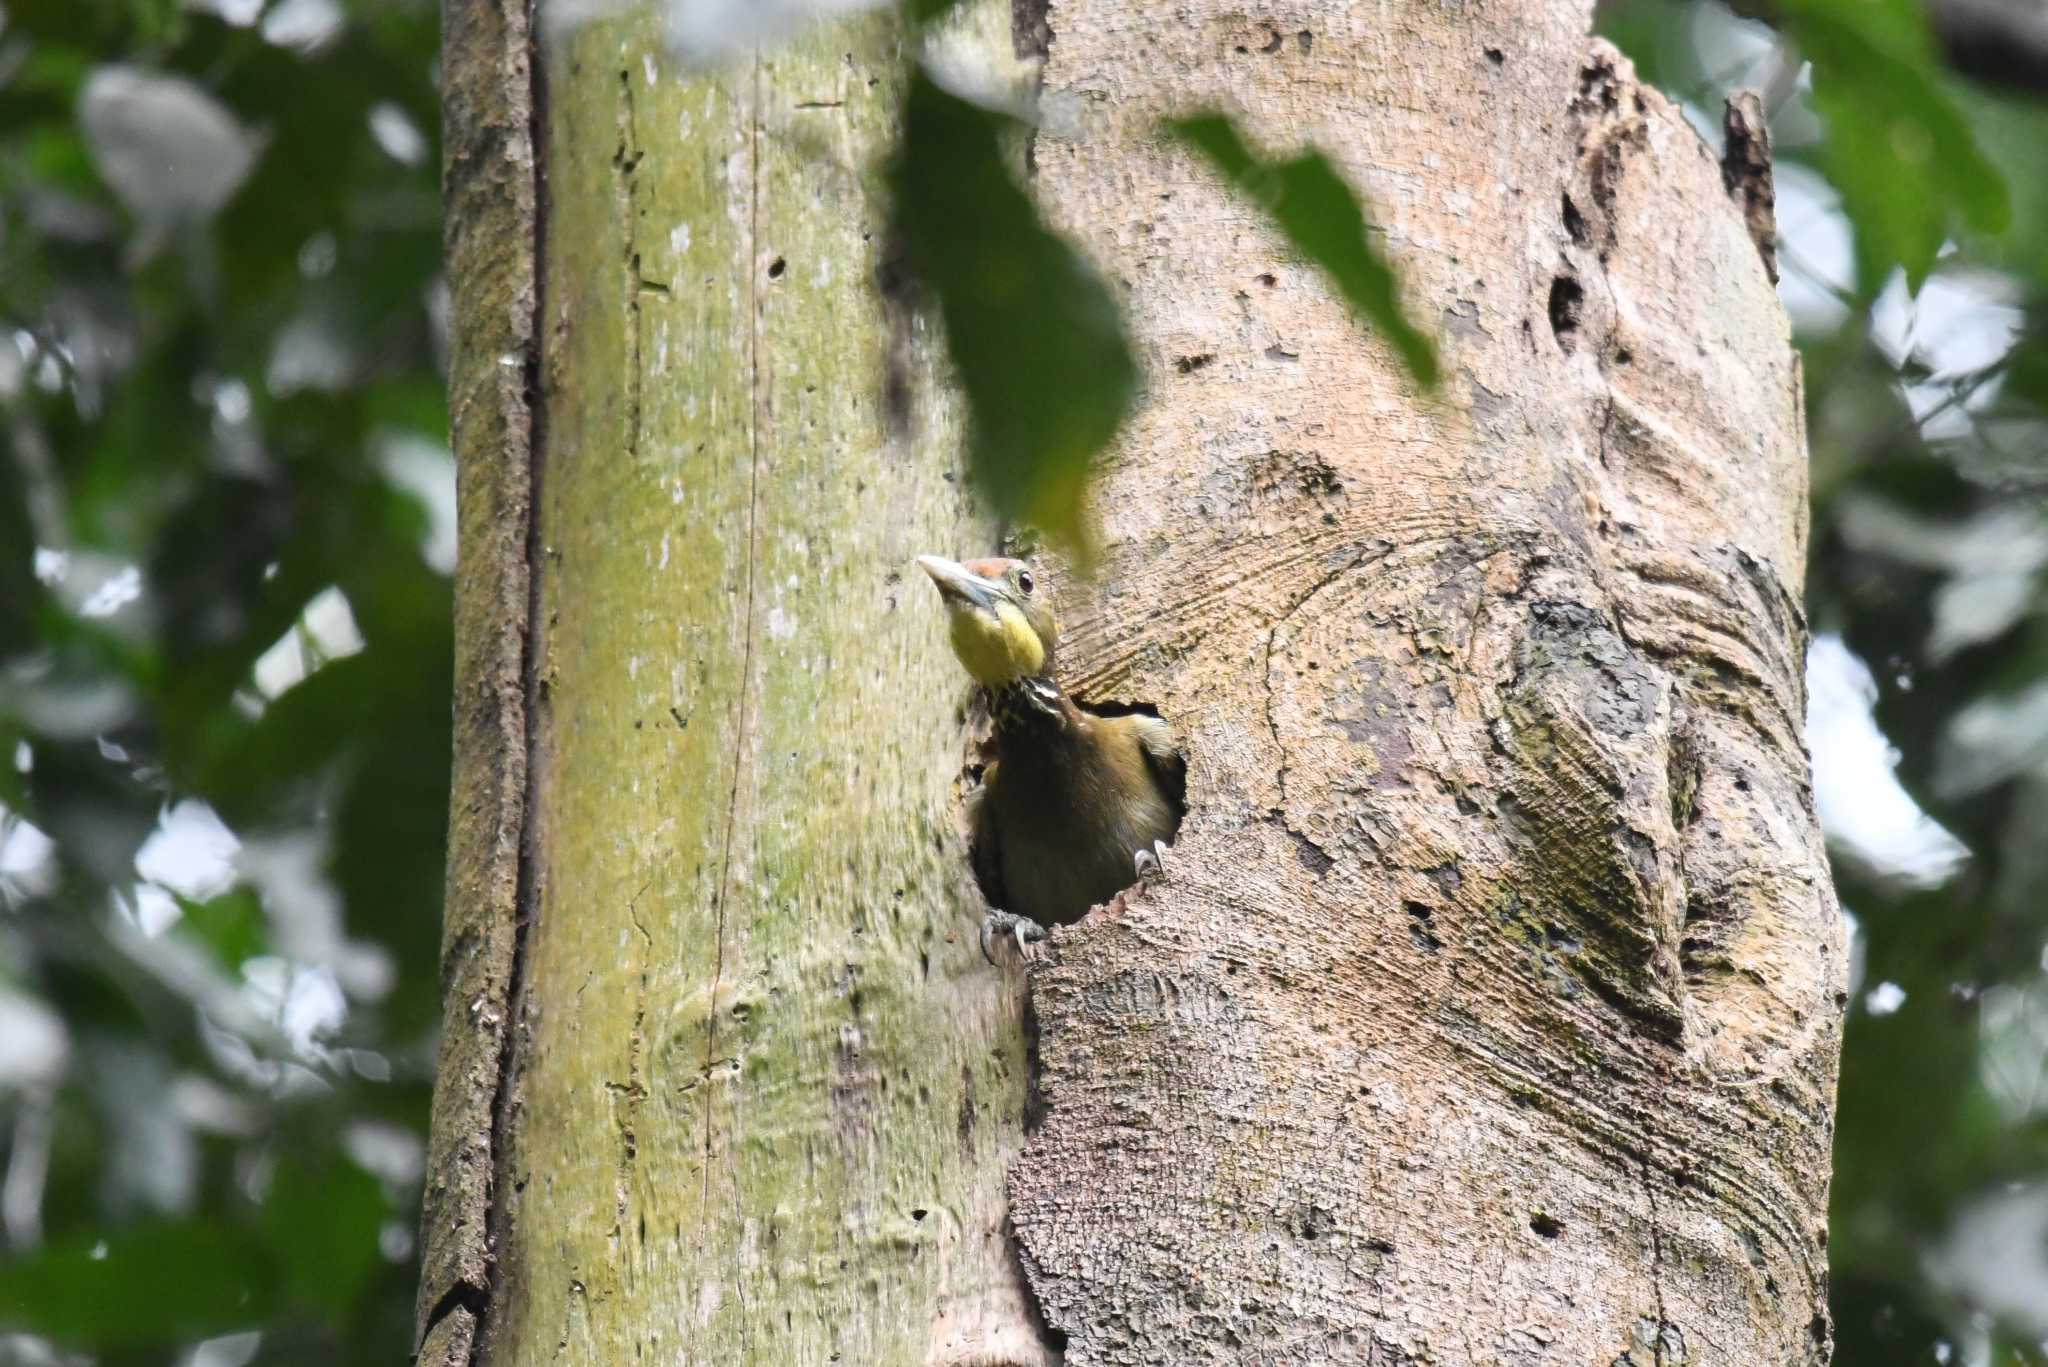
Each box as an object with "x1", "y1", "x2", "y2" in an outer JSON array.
[
  {"x1": 419, "y1": 0, "x2": 1845, "y2": 1362},
  {"x1": 421, "y1": 4, "x2": 1050, "y2": 1364},
  {"x1": 1012, "y1": 2, "x2": 1842, "y2": 1363}
]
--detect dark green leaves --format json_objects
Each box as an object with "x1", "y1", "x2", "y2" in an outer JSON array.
[
  {"x1": 0, "y1": 1154, "x2": 387, "y2": 1346},
  {"x1": 0, "y1": 1, "x2": 442, "y2": 1359},
  {"x1": 1168, "y1": 112, "x2": 1441, "y2": 391},
  {"x1": 890, "y1": 71, "x2": 1137, "y2": 564},
  {"x1": 902, "y1": 0, "x2": 968, "y2": 25},
  {"x1": 0, "y1": 1222, "x2": 276, "y2": 1347},
  {"x1": 262, "y1": 1152, "x2": 387, "y2": 1318},
  {"x1": 1773, "y1": 0, "x2": 2008, "y2": 290}
]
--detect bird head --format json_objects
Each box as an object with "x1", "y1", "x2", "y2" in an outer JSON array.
[{"x1": 917, "y1": 554, "x2": 1059, "y2": 688}]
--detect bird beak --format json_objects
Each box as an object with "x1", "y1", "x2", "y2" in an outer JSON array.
[{"x1": 917, "y1": 555, "x2": 999, "y2": 612}]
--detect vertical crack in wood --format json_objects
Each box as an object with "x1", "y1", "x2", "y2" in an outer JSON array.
[
  {"x1": 699, "y1": 45, "x2": 765, "y2": 1356},
  {"x1": 1641, "y1": 1155, "x2": 1670, "y2": 1365},
  {"x1": 606, "y1": 57, "x2": 652, "y2": 1289}
]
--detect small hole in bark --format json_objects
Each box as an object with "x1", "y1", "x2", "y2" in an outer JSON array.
[
  {"x1": 1256, "y1": 272, "x2": 1278, "y2": 288},
  {"x1": 1530, "y1": 1212, "x2": 1564, "y2": 1238},
  {"x1": 1485, "y1": 46, "x2": 1505, "y2": 64},
  {"x1": 1561, "y1": 193, "x2": 1590, "y2": 248},
  {"x1": 1405, "y1": 903, "x2": 1443, "y2": 953},
  {"x1": 1260, "y1": 26, "x2": 1284, "y2": 53},
  {"x1": 1297, "y1": 30, "x2": 1313, "y2": 52},
  {"x1": 1175, "y1": 353, "x2": 1216, "y2": 374},
  {"x1": 1548, "y1": 275, "x2": 1585, "y2": 351},
  {"x1": 1613, "y1": 347, "x2": 1632, "y2": 366},
  {"x1": 911, "y1": 1208, "x2": 928, "y2": 1222},
  {"x1": 767, "y1": 256, "x2": 786, "y2": 279},
  {"x1": 1294, "y1": 1203, "x2": 1334, "y2": 1239}
]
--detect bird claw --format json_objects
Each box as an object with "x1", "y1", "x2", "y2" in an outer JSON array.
[
  {"x1": 980, "y1": 909, "x2": 1048, "y2": 966},
  {"x1": 1133, "y1": 839, "x2": 1170, "y2": 886}
]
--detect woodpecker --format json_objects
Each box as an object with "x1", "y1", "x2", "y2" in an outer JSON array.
[{"x1": 917, "y1": 554, "x2": 1185, "y2": 961}]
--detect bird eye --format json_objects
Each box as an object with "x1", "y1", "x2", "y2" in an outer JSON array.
[{"x1": 1017, "y1": 570, "x2": 1035, "y2": 596}]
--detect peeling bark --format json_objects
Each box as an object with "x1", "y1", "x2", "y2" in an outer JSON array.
[
  {"x1": 422, "y1": 0, "x2": 1842, "y2": 1362},
  {"x1": 1721, "y1": 91, "x2": 1779, "y2": 285}
]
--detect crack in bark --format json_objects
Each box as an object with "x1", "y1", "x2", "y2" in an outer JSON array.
[
  {"x1": 697, "y1": 49, "x2": 766, "y2": 1363},
  {"x1": 614, "y1": 883, "x2": 653, "y2": 1254},
  {"x1": 1640, "y1": 1157, "x2": 1670, "y2": 1364},
  {"x1": 1258, "y1": 540, "x2": 1384, "y2": 833},
  {"x1": 617, "y1": 67, "x2": 643, "y2": 469}
]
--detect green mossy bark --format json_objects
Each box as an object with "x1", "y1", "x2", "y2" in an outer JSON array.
[{"x1": 426, "y1": 7, "x2": 1044, "y2": 1363}]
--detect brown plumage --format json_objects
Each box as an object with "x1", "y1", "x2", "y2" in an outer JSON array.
[{"x1": 917, "y1": 555, "x2": 1185, "y2": 955}]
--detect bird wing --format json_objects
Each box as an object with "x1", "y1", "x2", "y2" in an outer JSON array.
[
  {"x1": 1126, "y1": 714, "x2": 1187, "y2": 819},
  {"x1": 966, "y1": 761, "x2": 1007, "y2": 910}
]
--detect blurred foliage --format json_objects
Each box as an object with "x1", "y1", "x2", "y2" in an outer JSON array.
[
  {"x1": 3, "y1": 0, "x2": 2048, "y2": 1359},
  {"x1": 1772, "y1": 0, "x2": 2009, "y2": 289},
  {"x1": 0, "y1": 0, "x2": 445, "y2": 1360},
  {"x1": 889, "y1": 67, "x2": 1135, "y2": 571}
]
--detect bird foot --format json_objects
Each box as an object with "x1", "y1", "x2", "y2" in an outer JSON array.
[
  {"x1": 980, "y1": 909, "x2": 1048, "y2": 966},
  {"x1": 1133, "y1": 839, "x2": 1170, "y2": 886}
]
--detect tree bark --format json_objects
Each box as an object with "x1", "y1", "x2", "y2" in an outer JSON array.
[
  {"x1": 421, "y1": 0, "x2": 1844, "y2": 1363},
  {"x1": 420, "y1": 4, "x2": 1046, "y2": 1363}
]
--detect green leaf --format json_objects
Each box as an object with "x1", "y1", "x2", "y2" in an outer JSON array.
[
  {"x1": 262, "y1": 1151, "x2": 386, "y2": 1320},
  {"x1": 177, "y1": 886, "x2": 268, "y2": 970},
  {"x1": 1166, "y1": 112, "x2": 1440, "y2": 391},
  {"x1": 1773, "y1": 0, "x2": 2009, "y2": 290},
  {"x1": 0, "y1": 1221, "x2": 277, "y2": 1347},
  {"x1": 890, "y1": 70, "x2": 1138, "y2": 566},
  {"x1": 903, "y1": 0, "x2": 968, "y2": 25}
]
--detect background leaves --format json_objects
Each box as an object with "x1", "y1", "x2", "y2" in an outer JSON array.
[
  {"x1": 1770, "y1": 0, "x2": 2009, "y2": 290},
  {"x1": 889, "y1": 68, "x2": 1136, "y2": 566},
  {"x1": 0, "y1": 0, "x2": 444, "y2": 1358}
]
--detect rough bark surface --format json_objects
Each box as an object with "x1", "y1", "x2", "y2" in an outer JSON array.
[
  {"x1": 417, "y1": 0, "x2": 538, "y2": 1348},
  {"x1": 1007, "y1": 2, "x2": 1844, "y2": 1363},
  {"x1": 421, "y1": 3, "x2": 1057, "y2": 1363}
]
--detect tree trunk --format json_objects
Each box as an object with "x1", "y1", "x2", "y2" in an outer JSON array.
[{"x1": 420, "y1": 0, "x2": 1844, "y2": 1363}]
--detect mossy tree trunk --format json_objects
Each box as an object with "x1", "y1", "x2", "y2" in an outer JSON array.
[
  {"x1": 420, "y1": 0, "x2": 1844, "y2": 1363},
  {"x1": 420, "y1": 4, "x2": 1042, "y2": 1363}
]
